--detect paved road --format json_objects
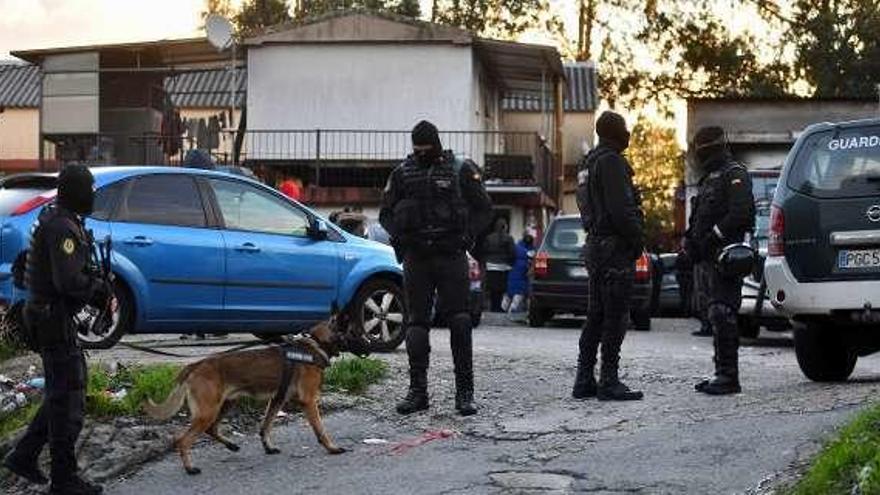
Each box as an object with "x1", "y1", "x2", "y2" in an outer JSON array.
[{"x1": 106, "y1": 318, "x2": 880, "y2": 494}]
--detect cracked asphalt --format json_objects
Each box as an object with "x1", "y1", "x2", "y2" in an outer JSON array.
[{"x1": 105, "y1": 317, "x2": 880, "y2": 494}]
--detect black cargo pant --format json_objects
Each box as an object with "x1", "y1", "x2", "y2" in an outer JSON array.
[
  {"x1": 403, "y1": 249, "x2": 472, "y2": 396},
  {"x1": 9, "y1": 305, "x2": 86, "y2": 484},
  {"x1": 578, "y1": 238, "x2": 634, "y2": 385},
  {"x1": 707, "y1": 264, "x2": 744, "y2": 381}
]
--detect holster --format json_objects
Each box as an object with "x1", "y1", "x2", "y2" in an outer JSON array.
[{"x1": 24, "y1": 301, "x2": 74, "y2": 350}]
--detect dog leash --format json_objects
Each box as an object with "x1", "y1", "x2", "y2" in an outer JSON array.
[{"x1": 114, "y1": 339, "x2": 267, "y2": 358}]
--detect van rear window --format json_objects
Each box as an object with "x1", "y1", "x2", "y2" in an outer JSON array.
[{"x1": 789, "y1": 126, "x2": 880, "y2": 198}]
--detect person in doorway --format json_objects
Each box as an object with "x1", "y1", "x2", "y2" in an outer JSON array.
[
  {"x1": 482, "y1": 218, "x2": 516, "y2": 312},
  {"x1": 506, "y1": 232, "x2": 535, "y2": 314},
  {"x1": 380, "y1": 120, "x2": 492, "y2": 416}
]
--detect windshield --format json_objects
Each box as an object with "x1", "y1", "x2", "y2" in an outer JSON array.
[
  {"x1": 788, "y1": 126, "x2": 880, "y2": 198},
  {"x1": 542, "y1": 218, "x2": 586, "y2": 253}
]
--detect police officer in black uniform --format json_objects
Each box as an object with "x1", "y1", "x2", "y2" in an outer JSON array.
[
  {"x1": 685, "y1": 126, "x2": 755, "y2": 395},
  {"x1": 572, "y1": 111, "x2": 645, "y2": 401},
  {"x1": 3, "y1": 165, "x2": 110, "y2": 494},
  {"x1": 380, "y1": 120, "x2": 492, "y2": 416}
]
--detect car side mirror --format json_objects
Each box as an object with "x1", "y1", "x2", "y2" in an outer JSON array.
[{"x1": 307, "y1": 218, "x2": 330, "y2": 240}]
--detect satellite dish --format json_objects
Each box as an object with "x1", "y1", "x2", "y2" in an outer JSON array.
[{"x1": 206, "y1": 14, "x2": 234, "y2": 51}]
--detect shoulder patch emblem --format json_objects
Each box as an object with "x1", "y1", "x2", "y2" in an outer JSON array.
[
  {"x1": 62, "y1": 238, "x2": 75, "y2": 255},
  {"x1": 731, "y1": 178, "x2": 743, "y2": 186}
]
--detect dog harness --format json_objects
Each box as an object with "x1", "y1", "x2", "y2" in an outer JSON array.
[{"x1": 271, "y1": 335, "x2": 331, "y2": 408}]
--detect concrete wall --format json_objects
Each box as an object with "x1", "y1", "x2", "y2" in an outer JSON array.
[
  {"x1": 0, "y1": 108, "x2": 39, "y2": 160},
  {"x1": 247, "y1": 44, "x2": 479, "y2": 140},
  {"x1": 501, "y1": 111, "x2": 593, "y2": 168}
]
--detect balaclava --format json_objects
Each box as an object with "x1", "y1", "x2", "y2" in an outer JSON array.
[{"x1": 57, "y1": 164, "x2": 95, "y2": 216}]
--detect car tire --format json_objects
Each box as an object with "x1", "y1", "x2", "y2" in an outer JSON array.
[
  {"x1": 737, "y1": 316, "x2": 761, "y2": 339},
  {"x1": 794, "y1": 322, "x2": 856, "y2": 382},
  {"x1": 352, "y1": 278, "x2": 406, "y2": 353},
  {"x1": 528, "y1": 305, "x2": 550, "y2": 328},
  {"x1": 631, "y1": 308, "x2": 651, "y2": 331},
  {"x1": 78, "y1": 280, "x2": 132, "y2": 350}
]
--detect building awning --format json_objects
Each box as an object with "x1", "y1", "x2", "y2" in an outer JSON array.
[
  {"x1": 12, "y1": 37, "x2": 236, "y2": 70},
  {"x1": 473, "y1": 38, "x2": 564, "y2": 94}
]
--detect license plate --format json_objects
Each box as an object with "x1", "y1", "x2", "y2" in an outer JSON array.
[
  {"x1": 569, "y1": 266, "x2": 589, "y2": 278},
  {"x1": 838, "y1": 249, "x2": 880, "y2": 269}
]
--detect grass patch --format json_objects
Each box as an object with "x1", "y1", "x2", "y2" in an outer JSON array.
[
  {"x1": 0, "y1": 401, "x2": 40, "y2": 439},
  {"x1": 323, "y1": 356, "x2": 387, "y2": 394},
  {"x1": 786, "y1": 403, "x2": 880, "y2": 495},
  {"x1": 86, "y1": 364, "x2": 181, "y2": 418}
]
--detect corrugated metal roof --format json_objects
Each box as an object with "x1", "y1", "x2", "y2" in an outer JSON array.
[
  {"x1": 502, "y1": 62, "x2": 598, "y2": 113},
  {"x1": 0, "y1": 64, "x2": 40, "y2": 108},
  {"x1": 165, "y1": 68, "x2": 246, "y2": 108}
]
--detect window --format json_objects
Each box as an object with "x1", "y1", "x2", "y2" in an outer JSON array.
[
  {"x1": 789, "y1": 127, "x2": 880, "y2": 199},
  {"x1": 209, "y1": 179, "x2": 309, "y2": 236},
  {"x1": 117, "y1": 175, "x2": 207, "y2": 227},
  {"x1": 90, "y1": 180, "x2": 125, "y2": 221},
  {"x1": 546, "y1": 218, "x2": 587, "y2": 253}
]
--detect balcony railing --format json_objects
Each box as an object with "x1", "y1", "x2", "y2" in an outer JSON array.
[{"x1": 40, "y1": 129, "x2": 558, "y2": 202}]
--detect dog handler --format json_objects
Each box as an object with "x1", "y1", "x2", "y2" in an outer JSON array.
[
  {"x1": 380, "y1": 120, "x2": 492, "y2": 416},
  {"x1": 3, "y1": 165, "x2": 111, "y2": 495}
]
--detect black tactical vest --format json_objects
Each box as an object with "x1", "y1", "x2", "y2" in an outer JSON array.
[
  {"x1": 692, "y1": 160, "x2": 754, "y2": 241},
  {"x1": 393, "y1": 153, "x2": 468, "y2": 244},
  {"x1": 25, "y1": 206, "x2": 89, "y2": 303}
]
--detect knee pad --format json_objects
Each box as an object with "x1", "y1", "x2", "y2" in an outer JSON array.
[
  {"x1": 406, "y1": 325, "x2": 431, "y2": 355},
  {"x1": 707, "y1": 303, "x2": 735, "y2": 327}
]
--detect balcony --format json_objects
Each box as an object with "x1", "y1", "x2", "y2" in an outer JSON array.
[{"x1": 239, "y1": 129, "x2": 558, "y2": 203}]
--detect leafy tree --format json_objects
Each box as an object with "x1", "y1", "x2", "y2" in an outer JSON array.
[
  {"x1": 431, "y1": 0, "x2": 558, "y2": 38},
  {"x1": 202, "y1": 0, "x2": 292, "y2": 36},
  {"x1": 788, "y1": 0, "x2": 880, "y2": 97},
  {"x1": 626, "y1": 119, "x2": 684, "y2": 249}
]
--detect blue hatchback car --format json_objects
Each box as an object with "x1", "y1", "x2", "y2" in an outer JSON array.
[{"x1": 0, "y1": 167, "x2": 405, "y2": 351}]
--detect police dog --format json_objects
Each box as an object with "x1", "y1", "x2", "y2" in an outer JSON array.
[{"x1": 143, "y1": 310, "x2": 368, "y2": 475}]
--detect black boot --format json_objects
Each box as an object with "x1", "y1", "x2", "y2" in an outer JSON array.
[
  {"x1": 3, "y1": 453, "x2": 48, "y2": 485},
  {"x1": 397, "y1": 326, "x2": 430, "y2": 415},
  {"x1": 450, "y1": 313, "x2": 477, "y2": 416},
  {"x1": 50, "y1": 476, "x2": 103, "y2": 495},
  {"x1": 396, "y1": 368, "x2": 429, "y2": 414},
  {"x1": 696, "y1": 304, "x2": 741, "y2": 395},
  {"x1": 573, "y1": 319, "x2": 600, "y2": 399},
  {"x1": 597, "y1": 320, "x2": 643, "y2": 401}
]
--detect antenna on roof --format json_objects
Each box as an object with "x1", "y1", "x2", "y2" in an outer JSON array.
[{"x1": 205, "y1": 15, "x2": 239, "y2": 164}]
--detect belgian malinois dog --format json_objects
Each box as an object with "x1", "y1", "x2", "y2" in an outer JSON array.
[{"x1": 144, "y1": 310, "x2": 368, "y2": 475}]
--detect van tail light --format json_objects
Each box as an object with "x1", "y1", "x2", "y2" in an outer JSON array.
[
  {"x1": 11, "y1": 191, "x2": 56, "y2": 216},
  {"x1": 634, "y1": 252, "x2": 651, "y2": 282},
  {"x1": 768, "y1": 204, "x2": 785, "y2": 257},
  {"x1": 534, "y1": 251, "x2": 549, "y2": 278}
]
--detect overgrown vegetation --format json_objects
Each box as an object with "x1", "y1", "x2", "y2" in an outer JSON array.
[
  {"x1": 324, "y1": 356, "x2": 388, "y2": 394},
  {"x1": 785, "y1": 403, "x2": 880, "y2": 494},
  {"x1": 0, "y1": 402, "x2": 39, "y2": 440},
  {"x1": 86, "y1": 364, "x2": 181, "y2": 418}
]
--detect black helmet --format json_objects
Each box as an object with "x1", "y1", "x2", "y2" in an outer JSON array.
[{"x1": 716, "y1": 243, "x2": 756, "y2": 278}]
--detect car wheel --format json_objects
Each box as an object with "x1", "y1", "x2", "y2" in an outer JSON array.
[
  {"x1": 528, "y1": 305, "x2": 550, "y2": 328},
  {"x1": 794, "y1": 321, "x2": 856, "y2": 382},
  {"x1": 353, "y1": 278, "x2": 406, "y2": 353},
  {"x1": 78, "y1": 280, "x2": 132, "y2": 350},
  {"x1": 737, "y1": 316, "x2": 761, "y2": 339},
  {"x1": 631, "y1": 308, "x2": 651, "y2": 331}
]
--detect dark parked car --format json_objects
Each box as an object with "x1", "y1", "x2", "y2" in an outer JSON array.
[
  {"x1": 528, "y1": 215, "x2": 654, "y2": 330},
  {"x1": 654, "y1": 253, "x2": 684, "y2": 315}
]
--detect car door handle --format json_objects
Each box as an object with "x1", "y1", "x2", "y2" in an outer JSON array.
[
  {"x1": 235, "y1": 243, "x2": 261, "y2": 253},
  {"x1": 123, "y1": 236, "x2": 153, "y2": 246}
]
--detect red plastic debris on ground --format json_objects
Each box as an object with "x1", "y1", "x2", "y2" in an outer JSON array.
[{"x1": 387, "y1": 429, "x2": 456, "y2": 455}]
